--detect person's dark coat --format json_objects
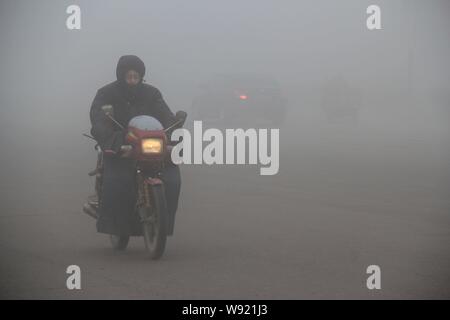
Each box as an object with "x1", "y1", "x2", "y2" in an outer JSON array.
[
  {"x1": 89, "y1": 55, "x2": 181, "y2": 236},
  {"x1": 90, "y1": 55, "x2": 177, "y2": 154}
]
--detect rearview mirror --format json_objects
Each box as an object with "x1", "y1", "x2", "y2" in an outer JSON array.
[{"x1": 175, "y1": 110, "x2": 187, "y2": 121}]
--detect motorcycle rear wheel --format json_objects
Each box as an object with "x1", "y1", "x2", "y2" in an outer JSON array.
[{"x1": 141, "y1": 184, "x2": 168, "y2": 260}]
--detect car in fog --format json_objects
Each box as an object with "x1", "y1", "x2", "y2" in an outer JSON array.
[{"x1": 191, "y1": 73, "x2": 287, "y2": 126}]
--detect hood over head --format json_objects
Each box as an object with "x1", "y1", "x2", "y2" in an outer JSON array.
[{"x1": 116, "y1": 55, "x2": 146, "y2": 83}]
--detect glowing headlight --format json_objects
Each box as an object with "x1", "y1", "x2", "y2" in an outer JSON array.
[{"x1": 141, "y1": 138, "x2": 163, "y2": 154}]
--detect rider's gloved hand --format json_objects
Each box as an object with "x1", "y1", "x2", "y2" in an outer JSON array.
[
  {"x1": 102, "y1": 129, "x2": 127, "y2": 156},
  {"x1": 119, "y1": 145, "x2": 133, "y2": 158}
]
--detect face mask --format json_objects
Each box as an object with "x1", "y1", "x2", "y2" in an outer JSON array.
[{"x1": 122, "y1": 82, "x2": 140, "y2": 99}]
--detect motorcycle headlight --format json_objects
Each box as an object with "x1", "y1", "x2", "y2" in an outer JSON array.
[{"x1": 142, "y1": 138, "x2": 163, "y2": 154}]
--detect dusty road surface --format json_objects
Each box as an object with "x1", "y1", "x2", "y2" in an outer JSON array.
[
  {"x1": 1, "y1": 0, "x2": 450, "y2": 301},
  {"x1": 1, "y1": 103, "x2": 449, "y2": 300}
]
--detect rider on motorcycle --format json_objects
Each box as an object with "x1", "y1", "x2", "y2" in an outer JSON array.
[{"x1": 89, "y1": 55, "x2": 181, "y2": 237}]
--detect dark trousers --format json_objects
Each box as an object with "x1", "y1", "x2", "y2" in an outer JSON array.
[{"x1": 97, "y1": 155, "x2": 181, "y2": 236}]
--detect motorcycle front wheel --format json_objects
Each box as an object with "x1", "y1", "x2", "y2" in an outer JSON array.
[
  {"x1": 141, "y1": 184, "x2": 168, "y2": 260},
  {"x1": 109, "y1": 235, "x2": 129, "y2": 251}
]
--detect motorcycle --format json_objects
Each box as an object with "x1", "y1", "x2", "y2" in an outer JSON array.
[{"x1": 83, "y1": 105, "x2": 187, "y2": 259}]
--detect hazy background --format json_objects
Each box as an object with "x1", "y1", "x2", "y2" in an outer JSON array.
[{"x1": 0, "y1": 0, "x2": 449, "y2": 299}]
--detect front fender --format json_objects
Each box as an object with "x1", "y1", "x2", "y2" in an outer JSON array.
[{"x1": 144, "y1": 177, "x2": 163, "y2": 186}]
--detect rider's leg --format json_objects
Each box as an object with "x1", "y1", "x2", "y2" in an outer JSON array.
[
  {"x1": 161, "y1": 164, "x2": 181, "y2": 235},
  {"x1": 97, "y1": 155, "x2": 137, "y2": 236}
]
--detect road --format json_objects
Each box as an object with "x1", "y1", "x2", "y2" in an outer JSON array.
[{"x1": 1, "y1": 105, "x2": 449, "y2": 299}]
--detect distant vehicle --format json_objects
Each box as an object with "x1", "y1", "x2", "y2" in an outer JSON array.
[{"x1": 191, "y1": 73, "x2": 287, "y2": 126}]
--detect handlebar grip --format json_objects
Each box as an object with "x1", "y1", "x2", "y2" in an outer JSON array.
[{"x1": 119, "y1": 145, "x2": 133, "y2": 158}]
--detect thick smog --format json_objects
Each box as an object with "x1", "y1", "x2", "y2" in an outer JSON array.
[{"x1": 0, "y1": 0, "x2": 449, "y2": 300}]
